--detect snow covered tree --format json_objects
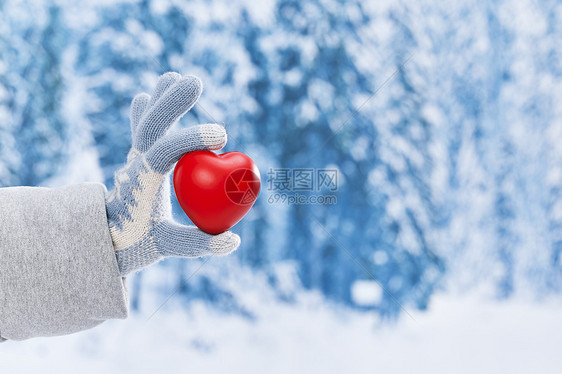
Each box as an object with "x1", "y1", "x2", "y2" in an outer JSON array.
[{"x1": 0, "y1": 2, "x2": 68, "y2": 187}]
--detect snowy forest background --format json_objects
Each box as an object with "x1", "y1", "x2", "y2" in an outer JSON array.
[{"x1": 1, "y1": 0, "x2": 561, "y2": 372}]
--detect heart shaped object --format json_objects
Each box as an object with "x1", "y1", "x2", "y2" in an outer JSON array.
[{"x1": 173, "y1": 151, "x2": 261, "y2": 235}]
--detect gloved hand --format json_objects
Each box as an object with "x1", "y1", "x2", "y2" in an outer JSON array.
[{"x1": 106, "y1": 72, "x2": 241, "y2": 276}]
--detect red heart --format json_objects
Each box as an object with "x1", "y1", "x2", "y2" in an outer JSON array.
[{"x1": 173, "y1": 150, "x2": 261, "y2": 235}]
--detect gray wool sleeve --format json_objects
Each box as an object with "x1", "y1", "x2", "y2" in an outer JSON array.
[{"x1": 0, "y1": 183, "x2": 129, "y2": 342}]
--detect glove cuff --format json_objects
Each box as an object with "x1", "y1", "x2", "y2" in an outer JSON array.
[{"x1": 114, "y1": 236, "x2": 164, "y2": 276}]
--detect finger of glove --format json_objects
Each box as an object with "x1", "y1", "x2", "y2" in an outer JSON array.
[
  {"x1": 130, "y1": 73, "x2": 181, "y2": 135},
  {"x1": 149, "y1": 72, "x2": 182, "y2": 107},
  {"x1": 130, "y1": 93, "x2": 150, "y2": 136},
  {"x1": 145, "y1": 123, "x2": 227, "y2": 174},
  {"x1": 154, "y1": 220, "x2": 241, "y2": 258},
  {"x1": 134, "y1": 75, "x2": 203, "y2": 153}
]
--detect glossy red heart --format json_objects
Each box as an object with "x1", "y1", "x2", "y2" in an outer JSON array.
[{"x1": 173, "y1": 151, "x2": 261, "y2": 235}]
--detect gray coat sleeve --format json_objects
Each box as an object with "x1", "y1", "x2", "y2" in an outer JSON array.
[{"x1": 0, "y1": 183, "x2": 129, "y2": 341}]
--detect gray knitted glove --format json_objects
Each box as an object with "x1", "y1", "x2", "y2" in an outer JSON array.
[{"x1": 106, "y1": 72, "x2": 241, "y2": 276}]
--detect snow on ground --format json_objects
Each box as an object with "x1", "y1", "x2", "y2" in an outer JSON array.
[{"x1": 1, "y1": 281, "x2": 561, "y2": 373}]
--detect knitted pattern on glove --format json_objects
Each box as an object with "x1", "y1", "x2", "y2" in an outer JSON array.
[{"x1": 106, "y1": 73, "x2": 240, "y2": 276}]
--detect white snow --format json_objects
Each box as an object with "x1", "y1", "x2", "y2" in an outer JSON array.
[
  {"x1": 351, "y1": 280, "x2": 383, "y2": 306},
  {"x1": 1, "y1": 285, "x2": 561, "y2": 373}
]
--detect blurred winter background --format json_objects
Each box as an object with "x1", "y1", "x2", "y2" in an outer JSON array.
[{"x1": 1, "y1": 0, "x2": 562, "y2": 372}]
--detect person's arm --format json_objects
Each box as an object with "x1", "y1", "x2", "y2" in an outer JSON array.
[
  {"x1": 0, "y1": 183, "x2": 128, "y2": 341},
  {"x1": 0, "y1": 73, "x2": 240, "y2": 342}
]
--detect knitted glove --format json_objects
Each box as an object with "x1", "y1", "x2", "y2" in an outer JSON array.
[{"x1": 106, "y1": 72, "x2": 241, "y2": 276}]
